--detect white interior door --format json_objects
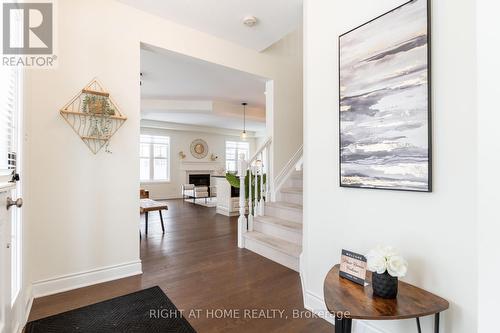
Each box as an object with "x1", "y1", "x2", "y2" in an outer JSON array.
[
  {"x1": 0, "y1": 65, "x2": 23, "y2": 333},
  {"x1": 0, "y1": 189, "x2": 13, "y2": 333}
]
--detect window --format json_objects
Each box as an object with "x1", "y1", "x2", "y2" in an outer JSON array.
[
  {"x1": 140, "y1": 135, "x2": 170, "y2": 181},
  {"x1": 0, "y1": 66, "x2": 19, "y2": 183},
  {"x1": 225, "y1": 141, "x2": 250, "y2": 172},
  {"x1": 1, "y1": 66, "x2": 22, "y2": 305},
  {"x1": 3, "y1": 10, "x2": 22, "y2": 307}
]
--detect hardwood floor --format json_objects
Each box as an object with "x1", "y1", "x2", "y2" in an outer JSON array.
[{"x1": 28, "y1": 199, "x2": 333, "y2": 332}]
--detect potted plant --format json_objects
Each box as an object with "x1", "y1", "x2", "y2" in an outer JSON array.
[
  {"x1": 81, "y1": 94, "x2": 117, "y2": 153},
  {"x1": 366, "y1": 246, "x2": 408, "y2": 299},
  {"x1": 225, "y1": 171, "x2": 266, "y2": 214},
  {"x1": 82, "y1": 95, "x2": 115, "y2": 116}
]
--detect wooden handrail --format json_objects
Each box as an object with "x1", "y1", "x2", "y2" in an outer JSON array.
[{"x1": 274, "y1": 144, "x2": 303, "y2": 195}]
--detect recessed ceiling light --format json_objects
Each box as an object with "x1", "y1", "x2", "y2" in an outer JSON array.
[{"x1": 243, "y1": 16, "x2": 258, "y2": 27}]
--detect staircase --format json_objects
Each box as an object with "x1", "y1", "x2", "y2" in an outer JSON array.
[
  {"x1": 244, "y1": 170, "x2": 303, "y2": 271},
  {"x1": 236, "y1": 139, "x2": 303, "y2": 272}
]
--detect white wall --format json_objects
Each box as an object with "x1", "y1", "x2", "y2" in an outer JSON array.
[
  {"x1": 140, "y1": 126, "x2": 256, "y2": 199},
  {"x1": 24, "y1": 0, "x2": 302, "y2": 293},
  {"x1": 303, "y1": 1, "x2": 477, "y2": 333},
  {"x1": 265, "y1": 29, "x2": 304, "y2": 177},
  {"x1": 477, "y1": 1, "x2": 500, "y2": 332}
]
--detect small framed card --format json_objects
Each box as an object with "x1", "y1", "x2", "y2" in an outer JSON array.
[{"x1": 339, "y1": 249, "x2": 367, "y2": 286}]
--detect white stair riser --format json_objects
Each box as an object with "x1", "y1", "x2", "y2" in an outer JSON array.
[
  {"x1": 285, "y1": 178, "x2": 303, "y2": 188},
  {"x1": 243, "y1": 166, "x2": 303, "y2": 271},
  {"x1": 280, "y1": 192, "x2": 303, "y2": 205},
  {"x1": 265, "y1": 205, "x2": 302, "y2": 223},
  {"x1": 253, "y1": 220, "x2": 302, "y2": 245},
  {"x1": 245, "y1": 238, "x2": 299, "y2": 272}
]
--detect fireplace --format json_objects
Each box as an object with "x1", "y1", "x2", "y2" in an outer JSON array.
[{"x1": 189, "y1": 174, "x2": 210, "y2": 187}]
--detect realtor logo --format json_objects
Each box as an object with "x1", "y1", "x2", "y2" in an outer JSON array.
[
  {"x1": 2, "y1": 1, "x2": 56, "y2": 67},
  {"x1": 3, "y1": 2, "x2": 53, "y2": 54}
]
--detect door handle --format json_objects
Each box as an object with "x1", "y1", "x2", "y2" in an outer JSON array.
[{"x1": 6, "y1": 197, "x2": 23, "y2": 210}]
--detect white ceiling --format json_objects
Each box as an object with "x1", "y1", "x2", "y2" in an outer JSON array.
[
  {"x1": 140, "y1": 45, "x2": 267, "y2": 132},
  {"x1": 118, "y1": 0, "x2": 302, "y2": 51},
  {"x1": 141, "y1": 46, "x2": 267, "y2": 106}
]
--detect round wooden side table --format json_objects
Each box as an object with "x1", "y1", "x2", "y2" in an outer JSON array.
[{"x1": 324, "y1": 265, "x2": 449, "y2": 333}]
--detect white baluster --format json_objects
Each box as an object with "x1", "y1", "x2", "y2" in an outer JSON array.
[
  {"x1": 254, "y1": 164, "x2": 258, "y2": 216},
  {"x1": 237, "y1": 153, "x2": 248, "y2": 248},
  {"x1": 266, "y1": 145, "x2": 271, "y2": 201},
  {"x1": 248, "y1": 165, "x2": 254, "y2": 231},
  {"x1": 259, "y1": 152, "x2": 265, "y2": 216}
]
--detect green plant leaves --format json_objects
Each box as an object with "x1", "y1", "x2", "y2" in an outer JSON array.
[{"x1": 225, "y1": 171, "x2": 267, "y2": 205}]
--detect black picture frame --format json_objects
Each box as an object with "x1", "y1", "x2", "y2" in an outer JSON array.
[{"x1": 338, "y1": 0, "x2": 432, "y2": 192}]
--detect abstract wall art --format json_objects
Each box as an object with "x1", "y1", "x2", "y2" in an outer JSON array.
[{"x1": 339, "y1": 0, "x2": 431, "y2": 192}]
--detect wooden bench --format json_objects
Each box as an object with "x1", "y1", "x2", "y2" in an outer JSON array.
[{"x1": 140, "y1": 199, "x2": 167, "y2": 236}]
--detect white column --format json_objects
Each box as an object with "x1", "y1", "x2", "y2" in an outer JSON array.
[
  {"x1": 478, "y1": 3, "x2": 500, "y2": 331},
  {"x1": 237, "y1": 153, "x2": 248, "y2": 248}
]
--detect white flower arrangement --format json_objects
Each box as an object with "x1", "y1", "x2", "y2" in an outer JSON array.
[{"x1": 366, "y1": 246, "x2": 408, "y2": 278}]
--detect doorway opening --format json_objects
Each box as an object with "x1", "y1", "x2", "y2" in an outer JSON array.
[{"x1": 138, "y1": 43, "x2": 272, "y2": 238}]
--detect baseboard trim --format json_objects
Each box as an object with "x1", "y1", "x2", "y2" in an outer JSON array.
[
  {"x1": 32, "y1": 260, "x2": 142, "y2": 298},
  {"x1": 355, "y1": 321, "x2": 388, "y2": 333},
  {"x1": 303, "y1": 290, "x2": 387, "y2": 333},
  {"x1": 303, "y1": 290, "x2": 336, "y2": 325},
  {"x1": 11, "y1": 284, "x2": 34, "y2": 333},
  {"x1": 299, "y1": 253, "x2": 306, "y2": 306},
  {"x1": 23, "y1": 291, "x2": 34, "y2": 329}
]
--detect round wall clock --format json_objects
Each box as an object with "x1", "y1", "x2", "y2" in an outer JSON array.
[{"x1": 190, "y1": 139, "x2": 208, "y2": 159}]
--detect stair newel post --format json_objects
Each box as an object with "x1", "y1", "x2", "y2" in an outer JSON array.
[
  {"x1": 237, "y1": 153, "x2": 248, "y2": 248},
  {"x1": 248, "y1": 165, "x2": 254, "y2": 231},
  {"x1": 259, "y1": 152, "x2": 265, "y2": 216}
]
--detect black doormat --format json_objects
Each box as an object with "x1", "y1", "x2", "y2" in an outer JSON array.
[{"x1": 25, "y1": 286, "x2": 197, "y2": 333}]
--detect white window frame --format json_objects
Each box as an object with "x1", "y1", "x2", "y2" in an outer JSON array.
[
  {"x1": 0, "y1": 68, "x2": 20, "y2": 184},
  {"x1": 225, "y1": 140, "x2": 250, "y2": 173},
  {"x1": 1, "y1": 11, "x2": 24, "y2": 309},
  {"x1": 140, "y1": 135, "x2": 170, "y2": 183}
]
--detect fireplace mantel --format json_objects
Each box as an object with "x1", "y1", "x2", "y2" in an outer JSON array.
[{"x1": 179, "y1": 161, "x2": 224, "y2": 172}]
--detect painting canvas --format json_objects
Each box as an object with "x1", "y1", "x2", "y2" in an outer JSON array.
[{"x1": 339, "y1": 0, "x2": 431, "y2": 192}]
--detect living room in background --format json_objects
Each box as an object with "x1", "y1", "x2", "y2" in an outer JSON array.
[
  {"x1": 139, "y1": 44, "x2": 268, "y2": 201},
  {"x1": 225, "y1": 140, "x2": 250, "y2": 172},
  {"x1": 140, "y1": 134, "x2": 170, "y2": 182}
]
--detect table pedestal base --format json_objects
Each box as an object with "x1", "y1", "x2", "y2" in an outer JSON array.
[{"x1": 334, "y1": 316, "x2": 352, "y2": 333}]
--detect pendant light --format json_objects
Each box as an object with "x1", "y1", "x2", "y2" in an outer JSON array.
[{"x1": 241, "y1": 102, "x2": 247, "y2": 140}]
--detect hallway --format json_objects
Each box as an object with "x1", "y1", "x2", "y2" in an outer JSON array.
[{"x1": 28, "y1": 200, "x2": 332, "y2": 332}]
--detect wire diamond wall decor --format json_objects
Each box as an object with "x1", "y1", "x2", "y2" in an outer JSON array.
[{"x1": 60, "y1": 79, "x2": 127, "y2": 154}]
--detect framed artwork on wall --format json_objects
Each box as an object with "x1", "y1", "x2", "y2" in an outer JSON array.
[
  {"x1": 339, "y1": 0, "x2": 432, "y2": 192},
  {"x1": 190, "y1": 139, "x2": 209, "y2": 159}
]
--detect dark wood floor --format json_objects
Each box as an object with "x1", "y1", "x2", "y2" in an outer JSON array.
[{"x1": 28, "y1": 199, "x2": 332, "y2": 332}]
